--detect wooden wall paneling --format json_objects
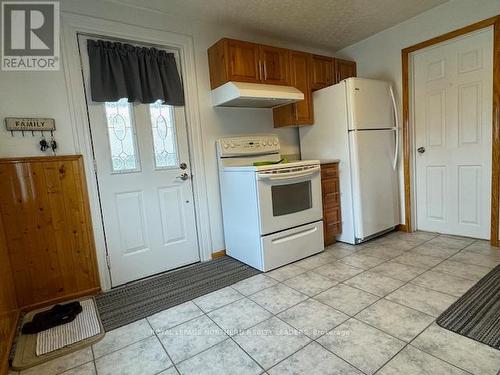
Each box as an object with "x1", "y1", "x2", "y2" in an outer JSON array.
[
  {"x1": 0, "y1": 156, "x2": 100, "y2": 310},
  {"x1": 0, "y1": 214, "x2": 19, "y2": 375},
  {"x1": 402, "y1": 16, "x2": 499, "y2": 245}
]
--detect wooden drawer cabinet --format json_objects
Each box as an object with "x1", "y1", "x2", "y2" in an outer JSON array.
[
  {"x1": 273, "y1": 50, "x2": 313, "y2": 127},
  {"x1": 311, "y1": 55, "x2": 334, "y2": 91},
  {"x1": 321, "y1": 162, "x2": 342, "y2": 246}
]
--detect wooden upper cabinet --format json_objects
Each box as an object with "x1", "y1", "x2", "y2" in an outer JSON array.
[
  {"x1": 226, "y1": 39, "x2": 261, "y2": 83},
  {"x1": 290, "y1": 51, "x2": 313, "y2": 124},
  {"x1": 207, "y1": 38, "x2": 290, "y2": 89},
  {"x1": 273, "y1": 51, "x2": 313, "y2": 127},
  {"x1": 311, "y1": 55, "x2": 334, "y2": 91},
  {"x1": 259, "y1": 45, "x2": 290, "y2": 85},
  {"x1": 208, "y1": 38, "x2": 260, "y2": 89},
  {"x1": 207, "y1": 38, "x2": 356, "y2": 127},
  {"x1": 334, "y1": 58, "x2": 357, "y2": 83}
]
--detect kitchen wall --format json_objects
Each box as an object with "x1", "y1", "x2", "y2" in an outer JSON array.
[
  {"x1": 0, "y1": 0, "x2": 332, "y2": 254},
  {"x1": 336, "y1": 0, "x2": 500, "y2": 222},
  {"x1": 0, "y1": 214, "x2": 18, "y2": 375}
]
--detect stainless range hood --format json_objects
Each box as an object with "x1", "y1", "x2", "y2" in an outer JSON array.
[{"x1": 211, "y1": 82, "x2": 304, "y2": 108}]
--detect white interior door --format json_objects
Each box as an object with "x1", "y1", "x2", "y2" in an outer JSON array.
[
  {"x1": 413, "y1": 28, "x2": 493, "y2": 239},
  {"x1": 78, "y1": 35, "x2": 200, "y2": 286}
]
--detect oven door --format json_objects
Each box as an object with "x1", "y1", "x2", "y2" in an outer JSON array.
[{"x1": 257, "y1": 165, "x2": 323, "y2": 235}]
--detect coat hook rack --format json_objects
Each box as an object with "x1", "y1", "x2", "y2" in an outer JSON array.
[{"x1": 5, "y1": 117, "x2": 56, "y2": 137}]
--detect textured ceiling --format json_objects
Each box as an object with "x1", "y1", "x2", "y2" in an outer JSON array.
[{"x1": 109, "y1": 0, "x2": 449, "y2": 51}]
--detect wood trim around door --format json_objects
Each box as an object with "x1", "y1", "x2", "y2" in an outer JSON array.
[{"x1": 402, "y1": 15, "x2": 500, "y2": 246}]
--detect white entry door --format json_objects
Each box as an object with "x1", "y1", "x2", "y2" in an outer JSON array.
[
  {"x1": 78, "y1": 35, "x2": 200, "y2": 286},
  {"x1": 413, "y1": 28, "x2": 493, "y2": 239}
]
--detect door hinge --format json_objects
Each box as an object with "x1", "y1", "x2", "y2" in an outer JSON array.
[
  {"x1": 93, "y1": 159, "x2": 98, "y2": 174},
  {"x1": 105, "y1": 254, "x2": 111, "y2": 269}
]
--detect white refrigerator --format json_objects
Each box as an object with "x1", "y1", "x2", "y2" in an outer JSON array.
[{"x1": 300, "y1": 78, "x2": 400, "y2": 244}]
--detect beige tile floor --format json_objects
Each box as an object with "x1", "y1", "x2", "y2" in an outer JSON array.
[{"x1": 10, "y1": 232, "x2": 500, "y2": 375}]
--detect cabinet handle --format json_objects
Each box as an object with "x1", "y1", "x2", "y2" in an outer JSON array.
[
  {"x1": 263, "y1": 62, "x2": 267, "y2": 80},
  {"x1": 258, "y1": 60, "x2": 262, "y2": 80}
]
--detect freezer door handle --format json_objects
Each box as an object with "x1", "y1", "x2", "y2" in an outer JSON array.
[{"x1": 389, "y1": 85, "x2": 399, "y2": 170}]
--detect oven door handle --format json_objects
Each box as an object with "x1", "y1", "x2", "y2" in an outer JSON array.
[{"x1": 257, "y1": 166, "x2": 320, "y2": 181}]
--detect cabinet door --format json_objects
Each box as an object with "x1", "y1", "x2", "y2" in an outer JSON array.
[
  {"x1": 226, "y1": 39, "x2": 261, "y2": 83},
  {"x1": 311, "y1": 55, "x2": 334, "y2": 90},
  {"x1": 290, "y1": 51, "x2": 313, "y2": 124},
  {"x1": 260, "y1": 45, "x2": 290, "y2": 85},
  {"x1": 334, "y1": 58, "x2": 357, "y2": 83},
  {"x1": 273, "y1": 51, "x2": 313, "y2": 127},
  {"x1": 272, "y1": 104, "x2": 294, "y2": 128}
]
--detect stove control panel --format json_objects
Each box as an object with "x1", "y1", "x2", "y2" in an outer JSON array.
[{"x1": 217, "y1": 135, "x2": 280, "y2": 156}]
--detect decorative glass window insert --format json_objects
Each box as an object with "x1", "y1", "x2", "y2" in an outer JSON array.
[
  {"x1": 149, "y1": 100, "x2": 178, "y2": 168},
  {"x1": 104, "y1": 99, "x2": 140, "y2": 172}
]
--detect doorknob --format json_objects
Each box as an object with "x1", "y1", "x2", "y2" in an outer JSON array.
[
  {"x1": 417, "y1": 146, "x2": 426, "y2": 154},
  {"x1": 179, "y1": 162, "x2": 187, "y2": 170},
  {"x1": 177, "y1": 173, "x2": 189, "y2": 181}
]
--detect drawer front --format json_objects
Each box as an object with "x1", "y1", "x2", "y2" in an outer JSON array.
[
  {"x1": 322, "y1": 178, "x2": 340, "y2": 207},
  {"x1": 324, "y1": 208, "x2": 341, "y2": 224},
  {"x1": 321, "y1": 163, "x2": 338, "y2": 179},
  {"x1": 323, "y1": 208, "x2": 342, "y2": 245},
  {"x1": 324, "y1": 221, "x2": 342, "y2": 239},
  {"x1": 261, "y1": 221, "x2": 324, "y2": 271}
]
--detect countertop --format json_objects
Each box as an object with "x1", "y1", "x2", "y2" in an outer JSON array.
[{"x1": 319, "y1": 159, "x2": 340, "y2": 164}]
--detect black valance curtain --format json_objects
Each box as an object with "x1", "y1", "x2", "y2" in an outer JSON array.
[{"x1": 87, "y1": 39, "x2": 185, "y2": 105}]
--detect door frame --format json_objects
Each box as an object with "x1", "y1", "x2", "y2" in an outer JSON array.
[
  {"x1": 402, "y1": 15, "x2": 500, "y2": 246},
  {"x1": 61, "y1": 13, "x2": 213, "y2": 289}
]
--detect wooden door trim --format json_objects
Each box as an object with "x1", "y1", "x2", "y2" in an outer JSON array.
[{"x1": 402, "y1": 15, "x2": 500, "y2": 246}]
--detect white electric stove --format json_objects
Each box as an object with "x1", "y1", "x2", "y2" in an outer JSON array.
[{"x1": 217, "y1": 134, "x2": 324, "y2": 271}]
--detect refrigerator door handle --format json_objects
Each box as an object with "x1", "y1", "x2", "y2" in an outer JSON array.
[{"x1": 389, "y1": 85, "x2": 399, "y2": 170}]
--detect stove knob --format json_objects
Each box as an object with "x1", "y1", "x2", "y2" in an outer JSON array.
[
  {"x1": 223, "y1": 143, "x2": 229, "y2": 149},
  {"x1": 262, "y1": 141, "x2": 267, "y2": 146},
  {"x1": 230, "y1": 143, "x2": 235, "y2": 148},
  {"x1": 273, "y1": 140, "x2": 278, "y2": 146}
]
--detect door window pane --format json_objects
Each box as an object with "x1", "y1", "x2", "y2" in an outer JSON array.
[
  {"x1": 271, "y1": 181, "x2": 312, "y2": 216},
  {"x1": 149, "y1": 100, "x2": 179, "y2": 169},
  {"x1": 105, "y1": 99, "x2": 140, "y2": 172}
]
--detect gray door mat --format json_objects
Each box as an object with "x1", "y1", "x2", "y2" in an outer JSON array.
[
  {"x1": 11, "y1": 297, "x2": 104, "y2": 371},
  {"x1": 436, "y1": 264, "x2": 500, "y2": 350},
  {"x1": 96, "y1": 256, "x2": 261, "y2": 331}
]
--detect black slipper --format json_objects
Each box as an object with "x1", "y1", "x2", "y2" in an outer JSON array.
[{"x1": 22, "y1": 301, "x2": 83, "y2": 334}]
